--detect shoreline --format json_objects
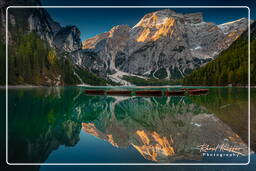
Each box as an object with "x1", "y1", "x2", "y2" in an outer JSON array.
[
  {"x1": 1, "y1": 85, "x2": 256, "y2": 89},
  {"x1": 0, "y1": 85, "x2": 47, "y2": 89}
]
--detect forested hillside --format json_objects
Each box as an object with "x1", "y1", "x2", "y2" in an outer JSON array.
[
  {"x1": 7, "y1": 32, "x2": 111, "y2": 86},
  {"x1": 183, "y1": 22, "x2": 256, "y2": 86},
  {"x1": 0, "y1": 1, "x2": 112, "y2": 86}
]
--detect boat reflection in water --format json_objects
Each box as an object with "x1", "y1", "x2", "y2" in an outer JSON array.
[{"x1": 6, "y1": 87, "x2": 250, "y2": 164}]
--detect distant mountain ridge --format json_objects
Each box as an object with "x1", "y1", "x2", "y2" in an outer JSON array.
[
  {"x1": 0, "y1": 0, "x2": 112, "y2": 86},
  {"x1": 183, "y1": 21, "x2": 256, "y2": 86},
  {"x1": 0, "y1": 2, "x2": 252, "y2": 86},
  {"x1": 80, "y1": 9, "x2": 252, "y2": 84}
]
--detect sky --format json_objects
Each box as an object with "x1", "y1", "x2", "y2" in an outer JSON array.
[{"x1": 39, "y1": 0, "x2": 255, "y2": 41}]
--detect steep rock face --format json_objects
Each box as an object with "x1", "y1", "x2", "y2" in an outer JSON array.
[
  {"x1": 53, "y1": 26, "x2": 82, "y2": 52},
  {"x1": 1, "y1": 3, "x2": 252, "y2": 85},
  {"x1": 81, "y1": 9, "x2": 250, "y2": 80},
  {"x1": 71, "y1": 50, "x2": 107, "y2": 77},
  {"x1": 3, "y1": 0, "x2": 82, "y2": 55},
  {"x1": 183, "y1": 21, "x2": 256, "y2": 86},
  {"x1": 82, "y1": 32, "x2": 110, "y2": 49},
  {"x1": 217, "y1": 18, "x2": 251, "y2": 51},
  {"x1": 1, "y1": 0, "x2": 91, "y2": 86},
  {"x1": 26, "y1": 9, "x2": 82, "y2": 52},
  {"x1": 218, "y1": 18, "x2": 249, "y2": 35},
  {"x1": 27, "y1": 8, "x2": 62, "y2": 47},
  {"x1": 82, "y1": 25, "x2": 130, "y2": 73}
]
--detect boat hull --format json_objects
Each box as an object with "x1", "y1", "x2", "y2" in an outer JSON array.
[
  {"x1": 106, "y1": 90, "x2": 132, "y2": 96},
  {"x1": 187, "y1": 89, "x2": 209, "y2": 95},
  {"x1": 135, "y1": 90, "x2": 162, "y2": 96},
  {"x1": 85, "y1": 90, "x2": 105, "y2": 95},
  {"x1": 165, "y1": 90, "x2": 185, "y2": 96}
]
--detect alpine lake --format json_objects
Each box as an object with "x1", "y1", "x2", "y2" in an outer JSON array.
[{"x1": 3, "y1": 86, "x2": 255, "y2": 164}]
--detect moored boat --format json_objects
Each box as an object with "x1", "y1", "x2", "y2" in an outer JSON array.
[
  {"x1": 187, "y1": 89, "x2": 209, "y2": 95},
  {"x1": 85, "y1": 89, "x2": 105, "y2": 95},
  {"x1": 165, "y1": 90, "x2": 185, "y2": 96},
  {"x1": 180, "y1": 88, "x2": 195, "y2": 91},
  {"x1": 135, "y1": 90, "x2": 162, "y2": 96},
  {"x1": 106, "y1": 90, "x2": 132, "y2": 96}
]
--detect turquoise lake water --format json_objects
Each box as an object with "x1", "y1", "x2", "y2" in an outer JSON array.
[{"x1": 3, "y1": 87, "x2": 254, "y2": 164}]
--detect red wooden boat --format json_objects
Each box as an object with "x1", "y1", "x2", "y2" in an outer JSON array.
[
  {"x1": 180, "y1": 88, "x2": 195, "y2": 91},
  {"x1": 85, "y1": 89, "x2": 105, "y2": 95},
  {"x1": 106, "y1": 90, "x2": 132, "y2": 96},
  {"x1": 187, "y1": 89, "x2": 209, "y2": 95},
  {"x1": 165, "y1": 90, "x2": 185, "y2": 96},
  {"x1": 135, "y1": 90, "x2": 162, "y2": 96}
]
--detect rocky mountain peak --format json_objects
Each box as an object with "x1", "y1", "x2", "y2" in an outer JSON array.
[
  {"x1": 53, "y1": 25, "x2": 82, "y2": 52},
  {"x1": 218, "y1": 17, "x2": 250, "y2": 34},
  {"x1": 133, "y1": 9, "x2": 177, "y2": 29},
  {"x1": 155, "y1": 9, "x2": 177, "y2": 15},
  {"x1": 108, "y1": 24, "x2": 131, "y2": 39},
  {"x1": 77, "y1": 9, "x2": 252, "y2": 83},
  {"x1": 184, "y1": 12, "x2": 203, "y2": 24},
  {"x1": 6, "y1": 3, "x2": 82, "y2": 53},
  {"x1": 82, "y1": 24, "x2": 130, "y2": 50},
  {"x1": 133, "y1": 10, "x2": 203, "y2": 29},
  {"x1": 82, "y1": 32, "x2": 109, "y2": 49},
  {"x1": 216, "y1": 18, "x2": 252, "y2": 51},
  {"x1": 132, "y1": 17, "x2": 177, "y2": 43}
]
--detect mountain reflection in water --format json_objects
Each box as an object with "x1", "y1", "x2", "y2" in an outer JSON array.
[
  {"x1": 81, "y1": 94, "x2": 248, "y2": 162},
  {"x1": 6, "y1": 87, "x2": 251, "y2": 164}
]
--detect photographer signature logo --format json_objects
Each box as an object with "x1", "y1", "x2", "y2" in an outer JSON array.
[{"x1": 198, "y1": 143, "x2": 245, "y2": 157}]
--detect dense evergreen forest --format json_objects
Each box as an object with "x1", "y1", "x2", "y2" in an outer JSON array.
[
  {"x1": 4, "y1": 32, "x2": 111, "y2": 86},
  {"x1": 183, "y1": 22, "x2": 256, "y2": 86},
  {"x1": 0, "y1": 6, "x2": 113, "y2": 86},
  {"x1": 1, "y1": 6, "x2": 255, "y2": 86},
  {"x1": 8, "y1": 32, "x2": 59, "y2": 85}
]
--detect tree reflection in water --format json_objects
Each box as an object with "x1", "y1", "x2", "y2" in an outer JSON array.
[{"x1": 6, "y1": 87, "x2": 250, "y2": 164}]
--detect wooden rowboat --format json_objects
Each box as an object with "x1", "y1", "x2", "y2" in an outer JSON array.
[
  {"x1": 106, "y1": 90, "x2": 132, "y2": 96},
  {"x1": 85, "y1": 90, "x2": 105, "y2": 95},
  {"x1": 187, "y1": 89, "x2": 209, "y2": 95},
  {"x1": 135, "y1": 90, "x2": 162, "y2": 96},
  {"x1": 165, "y1": 90, "x2": 185, "y2": 96},
  {"x1": 180, "y1": 88, "x2": 195, "y2": 91}
]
